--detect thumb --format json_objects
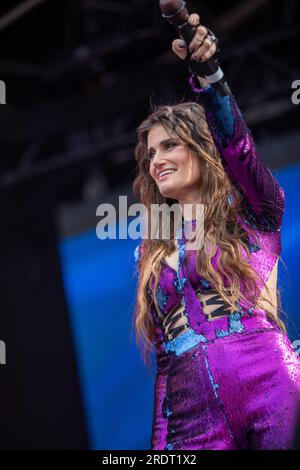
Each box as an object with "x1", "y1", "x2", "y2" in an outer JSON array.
[{"x1": 172, "y1": 39, "x2": 188, "y2": 60}]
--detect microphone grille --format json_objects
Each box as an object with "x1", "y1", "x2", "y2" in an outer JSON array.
[{"x1": 159, "y1": 0, "x2": 184, "y2": 16}]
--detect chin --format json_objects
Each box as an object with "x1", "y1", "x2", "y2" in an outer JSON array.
[{"x1": 159, "y1": 188, "x2": 178, "y2": 199}]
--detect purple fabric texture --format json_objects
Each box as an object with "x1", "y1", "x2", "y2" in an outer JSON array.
[{"x1": 134, "y1": 78, "x2": 300, "y2": 450}]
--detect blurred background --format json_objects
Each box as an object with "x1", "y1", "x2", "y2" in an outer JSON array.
[{"x1": 0, "y1": 0, "x2": 299, "y2": 450}]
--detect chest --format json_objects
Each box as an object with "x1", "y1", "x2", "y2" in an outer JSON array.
[{"x1": 154, "y1": 227, "x2": 281, "y2": 316}]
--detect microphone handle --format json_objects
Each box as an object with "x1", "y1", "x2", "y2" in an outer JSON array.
[{"x1": 173, "y1": 21, "x2": 231, "y2": 96}]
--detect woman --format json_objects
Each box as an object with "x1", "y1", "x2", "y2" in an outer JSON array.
[{"x1": 132, "y1": 13, "x2": 300, "y2": 450}]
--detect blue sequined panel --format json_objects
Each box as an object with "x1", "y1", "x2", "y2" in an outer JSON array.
[
  {"x1": 173, "y1": 276, "x2": 187, "y2": 294},
  {"x1": 215, "y1": 312, "x2": 245, "y2": 338},
  {"x1": 163, "y1": 327, "x2": 207, "y2": 357},
  {"x1": 156, "y1": 283, "x2": 168, "y2": 312},
  {"x1": 207, "y1": 88, "x2": 235, "y2": 145}
]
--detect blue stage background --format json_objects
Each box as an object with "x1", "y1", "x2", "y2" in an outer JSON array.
[{"x1": 59, "y1": 164, "x2": 300, "y2": 450}]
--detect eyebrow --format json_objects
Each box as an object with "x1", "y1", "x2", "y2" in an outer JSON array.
[{"x1": 147, "y1": 137, "x2": 179, "y2": 155}]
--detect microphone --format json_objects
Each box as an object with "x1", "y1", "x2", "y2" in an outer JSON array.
[{"x1": 159, "y1": 0, "x2": 231, "y2": 96}]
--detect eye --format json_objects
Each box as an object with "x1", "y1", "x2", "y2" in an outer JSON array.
[
  {"x1": 147, "y1": 151, "x2": 155, "y2": 161},
  {"x1": 165, "y1": 141, "x2": 177, "y2": 149},
  {"x1": 146, "y1": 140, "x2": 179, "y2": 162}
]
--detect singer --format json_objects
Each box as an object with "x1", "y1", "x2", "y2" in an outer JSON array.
[{"x1": 132, "y1": 13, "x2": 300, "y2": 450}]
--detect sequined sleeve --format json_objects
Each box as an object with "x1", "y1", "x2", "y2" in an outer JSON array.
[{"x1": 189, "y1": 74, "x2": 285, "y2": 231}]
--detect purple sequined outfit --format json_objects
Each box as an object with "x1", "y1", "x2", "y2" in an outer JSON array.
[{"x1": 134, "y1": 75, "x2": 300, "y2": 450}]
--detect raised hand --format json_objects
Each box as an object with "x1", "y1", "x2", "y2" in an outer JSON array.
[{"x1": 171, "y1": 13, "x2": 217, "y2": 63}]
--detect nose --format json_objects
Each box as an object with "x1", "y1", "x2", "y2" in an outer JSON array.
[{"x1": 151, "y1": 150, "x2": 166, "y2": 168}]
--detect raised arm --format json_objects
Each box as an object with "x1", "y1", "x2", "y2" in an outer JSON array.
[
  {"x1": 171, "y1": 14, "x2": 285, "y2": 232},
  {"x1": 189, "y1": 75, "x2": 285, "y2": 232}
]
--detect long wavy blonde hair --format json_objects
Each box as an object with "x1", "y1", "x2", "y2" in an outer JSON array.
[{"x1": 131, "y1": 101, "x2": 287, "y2": 368}]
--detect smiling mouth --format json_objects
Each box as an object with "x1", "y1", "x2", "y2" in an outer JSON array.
[{"x1": 158, "y1": 169, "x2": 177, "y2": 181}]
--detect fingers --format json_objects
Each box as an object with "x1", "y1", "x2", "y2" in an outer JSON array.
[
  {"x1": 190, "y1": 35, "x2": 217, "y2": 62},
  {"x1": 188, "y1": 13, "x2": 200, "y2": 27},
  {"x1": 189, "y1": 23, "x2": 217, "y2": 62},
  {"x1": 172, "y1": 13, "x2": 201, "y2": 60},
  {"x1": 189, "y1": 25, "x2": 207, "y2": 54},
  {"x1": 172, "y1": 13, "x2": 217, "y2": 63},
  {"x1": 199, "y1": 42, "x2": 217, "y2": 62},
  {"x1": 172, "y1": 38, "x2": 188, "y2": 60}
]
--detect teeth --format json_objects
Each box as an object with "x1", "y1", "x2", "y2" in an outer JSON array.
[{"x1": 159, "y1": 169, "x2": 176, "y2": 178}]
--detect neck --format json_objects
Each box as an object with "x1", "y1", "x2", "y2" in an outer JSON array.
[{"x1": 178, "y1": 197, "x2": 203, "y2": 222}]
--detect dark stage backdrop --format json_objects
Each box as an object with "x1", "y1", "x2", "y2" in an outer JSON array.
[{"x1": 0, "y1": 180, "x2": 88, "y2": 449}]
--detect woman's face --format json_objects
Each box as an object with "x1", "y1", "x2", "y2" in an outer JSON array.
[{"x1": 147, "y1": 124, "x2": 203, "y2": 202}]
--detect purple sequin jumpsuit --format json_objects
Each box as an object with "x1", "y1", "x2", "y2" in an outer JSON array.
[{"x1": 134, "y1": 75, "x2": 300, "y2": 450}]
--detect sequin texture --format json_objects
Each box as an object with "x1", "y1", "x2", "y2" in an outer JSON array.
[
  {"x1": 134, "y1": 80, "x2": 300, "y2": 450},
  {"x1": 156, "y1": 283, "x2": 168, "y2": 312},
  {"x1": 163, "y1": 327, "x2": 207, "y2": 356}
]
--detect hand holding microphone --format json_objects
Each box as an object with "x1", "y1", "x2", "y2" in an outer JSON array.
[
  {"x1": 171, "y1": 13, "x2": 216, "y2": 89},
  {"x1": 159, "y1": 1, "x2": 231, "y2": 96}
]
